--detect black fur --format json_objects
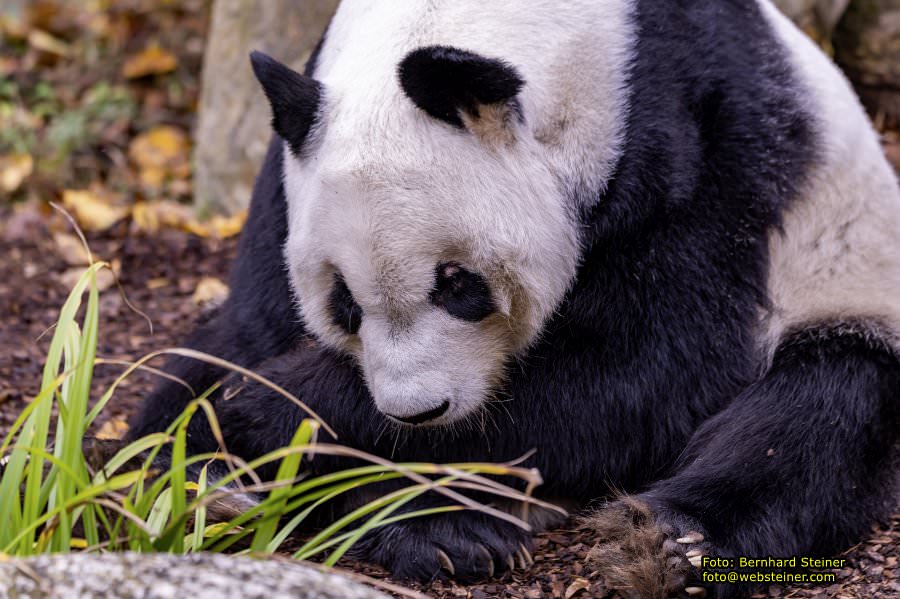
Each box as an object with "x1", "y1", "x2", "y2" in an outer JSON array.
[
  {"x1": 398, "y1": 45, "x2": 524, "y2": 128},
  {"x1": 329, "y1": 273, "x2": 363, "y2": 335},
  {"x1": 130, "y1": 1, "x2": 899, "y2": 594},
  {"x1": 640, "y1": 323, "x2": 900, "y2": 598},
  {"x1": 250, "y1": 51, "x2": 322, "y2": 156},
  {"x1": 430, "y1": 263, "x2": 495, "y2": 322}
]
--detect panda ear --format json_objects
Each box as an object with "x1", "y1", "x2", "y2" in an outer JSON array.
[
  {"x1": 250, "y1": 51, "x2": 323, "y2": 156},
  {"x1": 398, "y1": 46, "x2": 525, "y2": 144}
]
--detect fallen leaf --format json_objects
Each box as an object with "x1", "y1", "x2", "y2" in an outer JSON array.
[
  {"x1": 122, "y1": 43, "x2": 177, "y2": 79},
  {"x1": 128, "y1": 125, "x2": 190, "y2": 189},
  {"x1": 53, "y1": 232, "x2": 92, "y2": 266},
  {"x1": 132, "y1": 201, "x2": 246, "y2": 239},
  {"x1": 210, "y1": 210, "x2": 247, "y2": 238},
  {"x1": 58, "y1": 267, "x2": 115, "y2": 293},
  {"x1": 565, "y1": 578, "x2": 591, "y2": 599},
  {"x1": 146, "y1": 277, "x2": 169, "y2": 289},
  {"x1": 132, "y1": 199, "x2": 195, "y2": 233},
  {"x1": 62, "y1": 188, "x2": 129, "y2": 232},
  {"x1": 0, "y1": 153, "x2": 33, "y2": 194},
  {"x1": 192, "y1": 276, "x2": 229, "y2": 307},
  {"x1": 96, "y1": 418, "x2": 129, "y2": 441},
  {"x1": 27, "y1": 29, "x2": 70, "y2": 56}
]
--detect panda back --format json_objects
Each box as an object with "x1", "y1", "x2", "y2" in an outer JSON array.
[{"x1": 757, "y1": 0, "x2": 900, "y2": 358}]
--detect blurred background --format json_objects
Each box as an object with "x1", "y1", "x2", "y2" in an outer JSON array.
[
  {"x1": 0, "y1": 0, "x2": 897, "y2": 219},
  {"x1": 0, "y1": 4, "x2": 897, "y2": 596}
]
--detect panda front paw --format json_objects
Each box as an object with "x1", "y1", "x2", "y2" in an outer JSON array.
[
  {"x1": 585, "y1": 496, "x2": 711, "y2": 598},
  {"x1": 349, "y1": 511, "x2": 534, "y2": 583}
]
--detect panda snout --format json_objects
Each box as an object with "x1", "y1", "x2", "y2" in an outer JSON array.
[{"x1": 384, "y1": 400, "x2": 451, "y2": 426}]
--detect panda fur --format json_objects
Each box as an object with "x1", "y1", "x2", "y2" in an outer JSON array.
[{"x1": 130, "y1": 1, "x2": 900, "y2": 597}]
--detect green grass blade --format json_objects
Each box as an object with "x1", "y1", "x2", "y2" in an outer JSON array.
[
  {"x1": 250, "y1": 419, "x2": 317, "y2": 552},
  {"x1": 146, "y1": 487, "x2": 173, "y2": 538},
  {"x1": 189, "y1": 464, "x2": 209, "y2": 552},
  {"x1": 165, "y1": 401, "x2": 194, "y2": 553}
]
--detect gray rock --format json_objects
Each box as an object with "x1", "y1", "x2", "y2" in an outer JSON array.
[
  {"x1": 0, "y1": 552, "x2": 389, "y2": 599},
  {"x1": 192, "y1": 0, "x2": 339, "y2": 214}
]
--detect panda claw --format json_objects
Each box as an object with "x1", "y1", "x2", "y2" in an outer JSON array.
[
  {"x1": 688, "y1": 555, "x2": 703, "y2": 568},
  {"x1": 436, "y1": 549, "x2": 455, "y2": 576},
  {"x1": 685, "y1": 549, "x2": 703, "y2": 558},
  {"x1": 685, "y1": 586, "x2": 707, "y2": 597},
  {"x1": 676, "y1": 531, "x2": 704, "y2": 544},
  {"x1": 519, "y1": 543, "x2": 534, "y2": 566},
  {"x1": 475, "y1": 543, "x2": 494, "y2": 577},
  {"x1": 506, "y1": 554, "x2": 516, "y2": 572}
]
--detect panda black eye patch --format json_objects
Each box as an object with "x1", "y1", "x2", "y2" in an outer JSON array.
[
  {"x1": 329, "y1": 273, "x2": 363, "y2": 335},
  {"x1": 430, "y1": 262, "x2": 495, "y2": 322}
]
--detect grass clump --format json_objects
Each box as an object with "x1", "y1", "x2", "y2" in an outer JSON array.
[{"x1": 0, "y1": 257, "x2": 554, "y2": 565}]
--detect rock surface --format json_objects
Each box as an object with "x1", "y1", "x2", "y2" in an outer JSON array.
[
  {"x1": 0, "y1": 552, "x2": 389, "y2": 599},
  {"x1": 192, "y1": 0, "x2": 339, "y2": 214}
]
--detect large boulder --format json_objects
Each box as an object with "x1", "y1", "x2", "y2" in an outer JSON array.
[{"x1": 0, "y1": 552, "x2": 389, "y2": 599}]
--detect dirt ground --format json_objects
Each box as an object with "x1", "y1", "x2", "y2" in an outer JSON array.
[
  {"x1": 1, "y1": 214, "x2": 898, "y2": 599},
  {"x1": 2, "y1": 1, "x2": 899, "y2": 596}
]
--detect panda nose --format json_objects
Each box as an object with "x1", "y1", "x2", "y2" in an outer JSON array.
[{"x1": 387, "y1": 400, "x2": 450, "y2": 425}]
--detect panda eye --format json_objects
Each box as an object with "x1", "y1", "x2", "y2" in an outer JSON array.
[
  {"x1": 430, "y1": 262, "x2": 495, "y2": 322},
  {"x1": 329, "y1": 273, "x2": 363, "y2": 334}
]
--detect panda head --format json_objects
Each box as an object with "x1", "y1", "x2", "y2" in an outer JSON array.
[{"x1": 249, "y1": 39, "x2": 610, "y2": 426}]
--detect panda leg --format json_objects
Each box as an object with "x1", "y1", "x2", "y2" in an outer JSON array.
[{"x1": 587, "y1": 323, "x2": 900, "y2": 598}]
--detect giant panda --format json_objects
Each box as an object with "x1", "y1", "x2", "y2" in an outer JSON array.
[{"x1": 130, "y1": 0, "x2": 900, "y2": 597}]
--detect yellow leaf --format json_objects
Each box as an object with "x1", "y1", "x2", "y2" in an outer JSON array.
[
  {"x1": 132, "y1": 199, "x2": 195, "y2": 233},
  {"x1": 204, "y1": 522, "x2": 242, "y2": 537},
  {"x1": 96, "y1": 418, "x2": 130, "y2": 441},
  {"x1": 128, "y1": 126, "x2": 190, "y2": 190},
  {"x1": 192, "y1": 276, "x2": 229, "y2": 307},
  {"x1": 146, "y1": 277, "x2": 169, "y2": 289},
  {"x1": 61, "y1": 189, "x2": 129, "y2": 232},
  {"x1": 27, "y1": 29, "x2": 71, "y2": 57},
  {"x1": 0, "y1": 153, "x2": 33, "y2": 194},
  {"x1": 62, "y1": 189, "x2": 129, "y2": 232},
  {"x1": 131, "y1": 201, "x2": 159, "y2": 232},
  {"x1": 122, "y1": 43, "x2": 177, "y2": 79},
  {"x1": 208, "y1": 210, "x2": 248, "y2": 239},
  {"x1": 53, "y1": 232, "x2": 92, "y2": 266},
  {"x1": 131, "y1": 200, "x2": 245, "y2": 239}
]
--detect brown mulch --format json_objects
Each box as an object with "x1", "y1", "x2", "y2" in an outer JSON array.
[
  {"x1": 1, "y1": 217, "x2": 897, "y2": 599},
  {"x1": 2, "y1": 1, "x2": 898, "y2": 596}
]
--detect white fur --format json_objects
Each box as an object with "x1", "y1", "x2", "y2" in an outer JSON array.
[
  {"x1": 281, "y1": 0, "x2": 636, "y2": 423},
  {"x1": 757, "y1": 0, "x2": 900, "y2": 359}
]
